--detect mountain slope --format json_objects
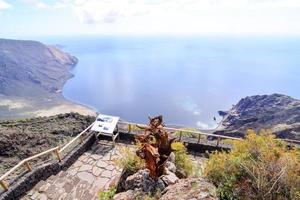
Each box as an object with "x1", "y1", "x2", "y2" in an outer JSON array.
[
  {"x1": 216, "y1": 94, "x2": 300, "y2": 140},
  {"x1": 0, "y1": 38, "x2": 95, "y2": 119},
  {"x1": 0, "y1": 39, "x2": 77, "y2": 96}
]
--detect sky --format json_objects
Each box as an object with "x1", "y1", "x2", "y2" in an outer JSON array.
[{"x1": 1, "y1": 0, "x2": 300, "y2": 37}]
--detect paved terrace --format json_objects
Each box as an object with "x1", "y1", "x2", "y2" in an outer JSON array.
[
  {"x1": 0, "y1": 121, "x2": 234, "y2": 200},
  {"x1": 21, "y1": 140, "x2": 206, "y2": 200},
  {"x1": 20, "y1": 140, "x2": 124, "y2": 200}
]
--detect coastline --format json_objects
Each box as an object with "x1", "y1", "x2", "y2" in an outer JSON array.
[
  {"x1": 0, "y1": 59, "x2": 97, "y2": 120},
  {"x1": 33, "y1": 99, "x2": 97, "y2": 118},
  {"x1": 0, "y1": 38, "x2": 97, "y2": 120},
  {"x1": 0, "y1": 93, "x2": 97, "y2": 120}
]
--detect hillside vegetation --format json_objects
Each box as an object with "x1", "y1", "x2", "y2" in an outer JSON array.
[
  {"x1": 205, "y1": 130, "x2": 300, "y2": 200},
  {"x1": 0, "y1": 38, "x2": 77, "y2": 96}
]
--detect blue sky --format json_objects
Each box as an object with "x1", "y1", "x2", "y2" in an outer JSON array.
[{"x1": 1, "y1": 0, "x2": 300, "y2": 38}]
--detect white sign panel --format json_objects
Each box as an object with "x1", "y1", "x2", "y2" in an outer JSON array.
[{"x1": 91, "y1": 114, "x2": 120, "y2": 134}]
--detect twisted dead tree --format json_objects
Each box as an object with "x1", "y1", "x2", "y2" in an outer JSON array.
[{"x1": 135, "y1": 116, "x2": 176, "y2": 179}]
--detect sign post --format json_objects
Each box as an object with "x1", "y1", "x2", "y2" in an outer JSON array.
[{"x1": 91, "y1": 114, "x2": 120, "y2": 143}]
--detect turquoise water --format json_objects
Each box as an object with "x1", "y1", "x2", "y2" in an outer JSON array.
[{"x1": 42, "y1": 36, "x2": 300, "y2": 128}]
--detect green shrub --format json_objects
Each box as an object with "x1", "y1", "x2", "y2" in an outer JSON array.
[
  {"x1": 115, "y1": 147, "x2": 145, "y2": 173},
  {"x1": 204, "y1": 130, "x2": 300, "y2": 200},
  {"x1": 98, "y1": 187, "x2": 116, "y2": 200},
  {"x1": 171, "y1": 141, "x2": 200, "y2": 177}
]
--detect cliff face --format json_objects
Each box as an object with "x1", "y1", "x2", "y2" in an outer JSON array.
[
  {"x1": 216, "y1": 94, "x2": 300, "y2": 140},
  {"x1": 0, "y1": 39, "x2": 77, "y2": 97}
]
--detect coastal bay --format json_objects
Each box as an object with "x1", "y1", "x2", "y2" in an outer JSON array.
[{"x1": 56, "y1": 36, "x2": 300, "y2": 128}]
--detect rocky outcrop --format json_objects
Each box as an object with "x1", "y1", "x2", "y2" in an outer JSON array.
[
  {"x1": 114, "y1": 148, "x2": 181, "y2": 199},
  {"x1": 0, "y1": 38, "x2": 77, "y2": 97},
  {"x1": 114, "y1": 176, "x2": 217, "y2": 200},
  {"x1": 113, "y1": 146, "x2": 217, "y2": 200},
  {"x1": 216, "y1": 94, "x2": 300, "y2": 140},
  {"x1": 160, "y1": 178, "x2": 218, "y2": 200}
]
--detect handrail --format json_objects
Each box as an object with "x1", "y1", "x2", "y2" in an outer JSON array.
[
  {"x1": 0, "y1": 161, "x2": 25, "y2": 182},
  {"x1": 0, "y1": 146, "x2": 60, "y2": 182},
  {"x1": 280, "y1": 138, "x2": 300, "y2": 144},
  {"x1": 59, "y1": 122, "x2": 94, "y2": 153},
  {"x1": 164, "y1": 127, "x2": 243, "y2": 141},
  {"x1": 117, "y1": 121, "x2": 243, "y2": 141},
  {"x1": 0, "y1": 123, "x2": 94, "y2": 192},
  {"x1": 24, "y1": 147, "x2": 59, "y2": 162},
  {"x1": 118, "y1": 121, "x2": 300, "y2": 145}
]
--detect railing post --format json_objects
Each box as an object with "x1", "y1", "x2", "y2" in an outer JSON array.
[
  {"x1": 80, "y1": 135, "x2": 84, "y2": 144},
  {"x1": 179, "y1": 131, "x2": 182, "y2": 141},
  {"x1": 54, "y1": 148, "x2": 62, "y2": 162},
  {"x1": 24, "y1": 161, "x2": 32, "y2": 172},
  {"x1": 217, "y1": 137, "x2": 220, "y2": 146},
  {"x1": 128, "y1": 124, "x2": 132, "y2": 133},
  {"x1": 0, "y1": 180, "x2": 8, "y2": 191},
  {"x1": 197, "y1": 134, "x2": 201, "y2": 144}
]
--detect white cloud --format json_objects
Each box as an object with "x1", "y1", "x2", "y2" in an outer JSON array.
[
  {"x1": 20, "y1": 0, "x2": 68, "y2": 9},
  {"x1": 53, "y1": 2, "x2": 68, "y2": 8},
  {"x1": 35, "y1": 2, "x2": 48, "y2": 9},
  {"x1": 72, "y1": 0, "x2": 151, "y2": 24},
  {"x1": 180, "y1": 97, "x2": 202, "y2": 116},
  {"x1": 21, "y1": 0, "x2": 49, "y2": 9},
  {"x1": 65, "y1": 0, "x2": 300, "y2": 35},
  {"x1": 68, "y1": 0, "x2": 300, "y2": 23},
  {"x1": 0, "y1": 0, "x2": 11, "y2": 10},
  {"x1": 193, "y1": 110, "x2": 201, "y2": 116},
  {"x1": 196, "y1": 121, "x2": 219, "y2": 130},
  {"x1": 14, "y1": 0, "x2": 300, "y2": 35}
]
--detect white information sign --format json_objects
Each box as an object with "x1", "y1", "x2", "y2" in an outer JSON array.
[{"x1": 91, "y1": 114, "x2": 120, "y2": 134}]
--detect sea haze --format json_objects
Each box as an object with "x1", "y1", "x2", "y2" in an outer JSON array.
[{"x1": 41, "y1": 36, "x2": 300, "y2": 129}]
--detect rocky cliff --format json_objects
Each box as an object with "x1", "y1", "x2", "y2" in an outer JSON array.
[
  {"x1": 0, "y1": 38, "x2": 77, "y2": 96},
  {"x1": 216, "y1": 94, "x2": 300, "y2": 140}
]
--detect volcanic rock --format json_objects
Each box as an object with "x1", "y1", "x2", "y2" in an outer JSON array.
[{"x1": 216, "y1": 94, "x2": 300, "y2": 140}]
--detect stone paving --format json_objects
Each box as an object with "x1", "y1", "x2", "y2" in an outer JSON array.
[
  {"x1": 189, "y1": 152, "x2": 208, "y2": 176},
  {"x1": 21, "y1": 140, "x2": 208, "y2": 200},
  {"x1": 21, "y1": 141, "x2": 129, "y2": 200}
]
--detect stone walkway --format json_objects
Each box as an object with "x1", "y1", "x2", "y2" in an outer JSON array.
[
  {"x1": 21, "y1": 140, "x2": 208, "y2": 200},
  {"x1": 21, "y1": 141, "x2": 129, "y2": 200}
]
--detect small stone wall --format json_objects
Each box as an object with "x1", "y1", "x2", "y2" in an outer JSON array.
[
  {"x1": 186, "y1": 142, "x2": 230, "y2": 153},
  {"x1": 0, "y1": 132, "x2": 96, "y2": 200}
]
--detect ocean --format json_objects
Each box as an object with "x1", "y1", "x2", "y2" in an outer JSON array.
[{"x1": 41, "y1": 36, "x2": 300, "y2": 128}]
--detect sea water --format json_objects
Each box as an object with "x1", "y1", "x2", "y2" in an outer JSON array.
[{"x1": 41, "y1": 36, "x2": 300, "y2": 128}]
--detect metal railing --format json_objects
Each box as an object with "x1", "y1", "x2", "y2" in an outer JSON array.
[
  {"x1": 118, "y1": 121, "x2": 300, "y2": 147},
  {"x1": 118, "y1": 121, "x2": 243, "y2": 147}
]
